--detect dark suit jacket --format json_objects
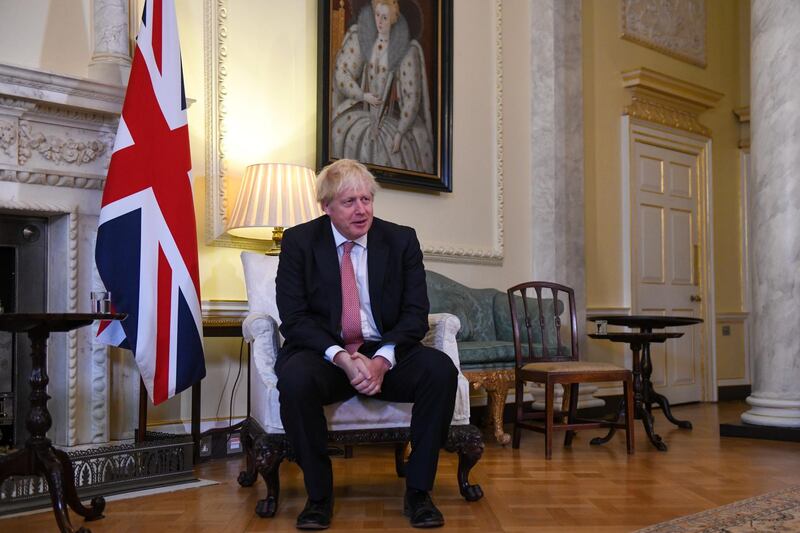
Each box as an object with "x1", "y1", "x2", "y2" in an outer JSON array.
[{"x1": 275, "y1": 215, "x2": 430, "y2": 368}]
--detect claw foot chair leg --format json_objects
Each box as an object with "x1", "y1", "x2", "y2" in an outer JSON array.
[
  {"x1": 446, "y1": 425, "x2": 485, "y2": 502},
  {"x1": 237, "y1": 419, "x2": 258, "y2": 487},
  {"x1": 254, "y1": 436, "x2": 287, "y2": 518}
]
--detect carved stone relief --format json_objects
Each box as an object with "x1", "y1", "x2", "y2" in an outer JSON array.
[
  {"x1": 621, "y1": 0, "x2": 706, "y2": 67},
  {"x1": 0, "y1": 120, "x2": 16, "y2": 157},
  {"x1": 18, "y1": 121, "x2": 112, "y2": 168}
]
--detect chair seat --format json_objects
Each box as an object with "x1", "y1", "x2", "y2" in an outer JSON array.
[{"x1": 521, "y1": 361, "x2": 627, "y2": 374}]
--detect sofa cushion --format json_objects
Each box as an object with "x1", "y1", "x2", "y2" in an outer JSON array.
[
  {"x1": 426, "y1": 270, "x2": 502, "y2": 342},
  {"x1": 457, "y1": 340, "x2": 516, "y2": 366}
]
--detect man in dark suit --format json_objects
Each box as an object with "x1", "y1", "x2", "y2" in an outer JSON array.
[{"x1": 276, "y1": 159, "x2": 457, "y2": 530}]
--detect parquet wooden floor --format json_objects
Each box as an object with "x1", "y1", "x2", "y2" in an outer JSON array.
[{"x1": 2, "y1": 401, "x2": 799, "y2": 532}]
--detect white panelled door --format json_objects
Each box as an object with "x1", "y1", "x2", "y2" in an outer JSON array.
[{"x1": 633, "y1": 141, "x2": 703, "y2": 404}]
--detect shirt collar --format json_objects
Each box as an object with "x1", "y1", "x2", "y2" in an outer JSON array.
[{"x1": 330, "y1": 223, "x2": 368, "y2": 250}]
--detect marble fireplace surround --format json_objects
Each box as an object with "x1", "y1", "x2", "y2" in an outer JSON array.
[{"x1": 0, "y1": 63, "x2": 124, "y2": 446}]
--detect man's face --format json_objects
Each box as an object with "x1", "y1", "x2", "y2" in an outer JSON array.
[{"x1": 323, "y1": 184, "x2": 374, "y2": 240}]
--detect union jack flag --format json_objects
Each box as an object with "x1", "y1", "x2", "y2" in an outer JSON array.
[{"x1": 95, "y1": 0, "x2": 205, "y2": 405}]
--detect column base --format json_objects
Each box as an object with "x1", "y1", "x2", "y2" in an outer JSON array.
[{"x1": 740, "y1": 395, "x2": 800, "y2": 428}]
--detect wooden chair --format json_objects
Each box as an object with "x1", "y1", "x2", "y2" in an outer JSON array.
[{"x1": 506, "y1": 281, "x2": 634, "y2": 458}]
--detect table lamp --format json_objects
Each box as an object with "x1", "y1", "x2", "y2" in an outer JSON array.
[{"x1": 226, "y1": 163, "x2": 321, "y2": 255}]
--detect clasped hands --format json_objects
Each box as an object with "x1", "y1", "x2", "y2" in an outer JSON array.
[{"x1": 334, "y1": 350, "x2": 390, "y2": 396}]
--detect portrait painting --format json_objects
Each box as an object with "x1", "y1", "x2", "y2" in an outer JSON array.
[{"x1": 318, "y1": 0, "x2": 453, "y2": 191}]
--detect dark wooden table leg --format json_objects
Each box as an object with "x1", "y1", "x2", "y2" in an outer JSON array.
[
  {"x1": 638, "y1": 341, "x2": 667, "y2": 451},
  {"x1": 589, "y1": 396, "x2": 624, "y2": 446},
  {"x1": 27, "y1": 329, "x2": 100, "y2": 532},
  {"x1": 52, "y1": 448, "x2": 105, "y2": 520},
  {"x1": 650, "y1": 387, "x2": 693, "y2": 429}
]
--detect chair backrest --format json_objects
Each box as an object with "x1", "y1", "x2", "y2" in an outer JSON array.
[
  {"x1": 241, "y1": 251, "x2": 280, "y2": 324},
  {"x1": 506, "y1": 281, "x2": 578, "y2": 366}
]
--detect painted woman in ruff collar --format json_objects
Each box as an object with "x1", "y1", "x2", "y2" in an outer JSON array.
[{"x1": 331, "y1": 0, "x2": 434, "y2": 174}]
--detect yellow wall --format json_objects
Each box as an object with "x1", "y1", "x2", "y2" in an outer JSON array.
[
  {"x1": 193, "y1": 0, "x2": 535, "y2": 301},
  {"x1": 583, "y1": 0, "x2": 749, "y2": 381}
]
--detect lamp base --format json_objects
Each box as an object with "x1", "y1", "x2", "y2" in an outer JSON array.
[{"x1": 266, "y1": 226, "x2": 283, "y2": 256}]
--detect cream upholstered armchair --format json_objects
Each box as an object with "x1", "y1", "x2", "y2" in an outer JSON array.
[{"x1": 236, "y1": 252, "x2": 484, "y2": 518}]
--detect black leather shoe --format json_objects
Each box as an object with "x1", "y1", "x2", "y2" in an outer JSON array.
[
  {"x1": 296, "y1": 497, "x2": 333, "y2": 530},
  {"x1": 404, "y1": 489, "x2": 444, "y2": 528}
]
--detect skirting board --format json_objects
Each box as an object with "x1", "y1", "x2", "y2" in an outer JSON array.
[{"x1": 720, "y1": 423, "x2": 800, "y2": 443}]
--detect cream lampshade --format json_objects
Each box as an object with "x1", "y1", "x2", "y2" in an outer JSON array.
[{"x1": 226, "y1": 163, "x2": 322, "y2": 254}]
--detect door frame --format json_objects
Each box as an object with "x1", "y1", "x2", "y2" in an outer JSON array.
[{"x1": 621, "y1": 116, "x2": 718, "y2": 402}]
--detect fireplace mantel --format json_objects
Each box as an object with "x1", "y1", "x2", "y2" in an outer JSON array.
[{"x1": 0, "y1": 63, "x2": 124, "y2": 447}]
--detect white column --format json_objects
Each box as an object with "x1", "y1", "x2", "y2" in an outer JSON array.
[
  {"x1": 529, "y1": 1, "x2": 600, "y2": 401},
  {"x1": 530, "y1": 0, "x2": 585, "y2": 304},
  {"x1": 742, "y1": 0, "x2": 800, "y2": 427},
  {"x1": 88, "y1": 0, "x2": 132, "y2": 86}
]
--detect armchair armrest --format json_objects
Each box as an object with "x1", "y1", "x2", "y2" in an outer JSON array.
[
  {"x1": 243, "y1": 312, "x2": 280, "y2": 389},
  {"x1": 424, "y1": 313, "x2": 462, "y2": 370},
  {"x1": 425, "y1": 312, "x2": 470, "y2": 424}
]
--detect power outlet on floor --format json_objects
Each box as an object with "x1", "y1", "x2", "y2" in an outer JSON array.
[{"x1": 227, "y1": 433, "x2": 241, "y2": 455}]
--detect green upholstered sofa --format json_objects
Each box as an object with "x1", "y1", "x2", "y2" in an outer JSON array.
[{"x1": 425, "y1": 271, "x2": 518, "y2": 445}]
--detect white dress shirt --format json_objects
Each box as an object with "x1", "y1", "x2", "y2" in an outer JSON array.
[{"x1": 324, "y1": 224, "x2": 396, "y2": 368}]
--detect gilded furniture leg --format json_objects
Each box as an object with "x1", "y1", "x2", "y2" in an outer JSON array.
[{"x1": 468, "y1": 369, "x2": 514, "y2": 445}]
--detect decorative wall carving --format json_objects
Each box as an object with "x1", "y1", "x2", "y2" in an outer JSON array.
[
  {"x1": 621, "y1": 68, "x2": 723, "y2": 137},
  {"x1": 0, "y1": 170, "x2": 106, "y2": 190},
  {"x1": 621, "y1": 0, "x2": 707, "y2": 67},
  {"x1": 0, "y1": 121, "x2": 16, "y2": 156},
  {"x1": 626, "y1": 95, "x2": 710, "y2": 136},
  {"x1": 18, "y1": 121, "x2": 110, "y2": 167}
]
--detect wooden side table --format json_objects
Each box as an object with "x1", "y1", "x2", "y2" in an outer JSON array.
[
  {"x1": 0, "y1": 313, "x2": 125, "y2": 533},
  {"x1": 587, "y1": 314, "x2": 703, "y2": 451}
]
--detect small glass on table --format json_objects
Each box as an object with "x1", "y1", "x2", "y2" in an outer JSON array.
[{"x1": 90, "y1": 291, "x2": 111, "y2": 314}]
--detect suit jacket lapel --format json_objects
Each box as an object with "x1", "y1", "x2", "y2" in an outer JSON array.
[
  {"x1": 367, "y1": 222, "x2": 388, "y2": 333},
  {"x1": 313, "y1": 219, "x2": 342, "y2": 333}
]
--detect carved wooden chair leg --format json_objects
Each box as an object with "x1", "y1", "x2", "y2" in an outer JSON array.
[
  {"x1": 254, "y1": 438, "x2": 287, "y2": 518},
  {"x1": 624, "y1": 378, "x2": 635, "y2": 454},
  {"x1": 237, "y1": 419, "x2": 258, "y2": 487},
  {"x1": 446, "y1": 426, "x2": 485, "y2": 502},
  {"x1": 563, "y1": 383, "x2": 578, "y2": 447},
  {"x1": 512, "y1": 380, "x2": 524, "y2": 449},
  {"x1": 394, "y1": 442, "x2": 407, "y2": 478},
  {"x1": 544, "y1": 381, "x2": 555, "y2": 460}
]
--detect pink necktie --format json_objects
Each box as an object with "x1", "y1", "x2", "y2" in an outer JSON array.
[{"x1": 340, "y1": 241, "x2": 363, "y2": 354}]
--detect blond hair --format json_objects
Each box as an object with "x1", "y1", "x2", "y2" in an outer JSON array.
[
  {"x1": 316, "y1": 159, "x2": 377, "y2": 206},
  {"x1": 372, "y1": 0, "x2": 400, "y2": 24}
]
